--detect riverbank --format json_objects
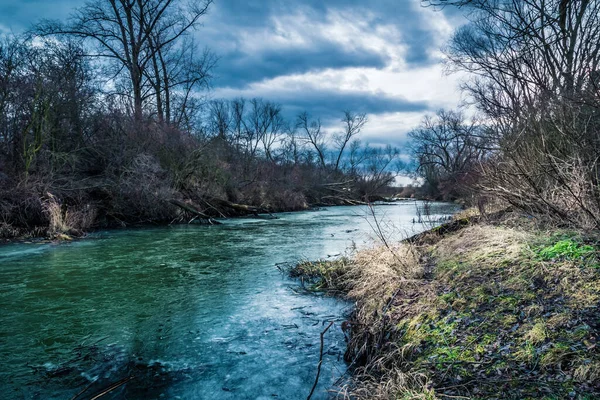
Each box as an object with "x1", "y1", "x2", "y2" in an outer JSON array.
[
  {"x1": 292, "y1": 210, "x2": 600, "y2": 399},
  {"x1": 0, "y1": 195, "x2": 429, "y2": 245}
]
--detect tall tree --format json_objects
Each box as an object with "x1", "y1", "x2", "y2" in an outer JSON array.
[
  {"x1": 37, "y1": 0, "x2": 212, "y2": 121},
  {"x1": 333, "y1": 111, "x2": 367, "y2": 171}
]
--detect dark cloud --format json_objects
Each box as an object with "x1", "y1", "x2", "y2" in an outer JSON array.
[
  {"x1": 214, "y1": 44, "x2": 390, "y2": 89},
  {"x1": 202, "y1": 0, "x2": 441, "y2": 89},
  {"x1": 276, "y1": 89, "x2": 429, "y2": 123}
]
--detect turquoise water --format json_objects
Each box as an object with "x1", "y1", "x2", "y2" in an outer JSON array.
[{"x1": 0, "y1": 202, "x2": 458, "y2": 399}]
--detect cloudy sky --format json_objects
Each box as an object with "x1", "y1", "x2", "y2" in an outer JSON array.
[{"x1": 0, "y1": 0, "x2": 467, "y2": 148}]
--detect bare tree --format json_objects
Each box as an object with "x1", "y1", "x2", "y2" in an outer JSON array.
[
  {"x1": 361, "y1": 144, "x2": 402, "y2": 195},
  {"x1": 208, "y1": 99, "x2": 231, "y2": 139},
  {"x1": 37, "y1": 0, "x2": 213, "y2": 121},
  {"x1": 439, "y1": 0, "x2": 600, "y2": 226},
  {"x1": 229, "y1": 98, "x2": 246, "y2": 153},
  {"x1": 333, "y1": 111, "x2": 367, "y2": 171},
  {"x1": 260, "y1": 103, "x2": 285, "y2": 162},
  {"x1": 296, "y1": 112, "x2": 327, "y2": 169},
  {"x1": 409, "y1": 109, "x2": 489, "y2": 198}
]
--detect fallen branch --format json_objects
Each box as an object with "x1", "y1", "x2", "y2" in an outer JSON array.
[
  {"x1": 69, "y1": 379, "x2": 96, "y2": 400},
  {"x1": 169, "y1": 199, "x2": 221, "y2": 225},
  {"x1": 307, "y1": 321, "x2": 335, "y2": 400},
  {"x1": 320, "y1": 196, "x2": 367, "y2": 206},
  {"x1": 89, "y1": 375, "x2": 134, "y2": 400},
  {"x1": 210, "y1": 197, "x2": 273, "y2": 216}
]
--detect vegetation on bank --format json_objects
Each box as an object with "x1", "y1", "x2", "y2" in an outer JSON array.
[
  {"x1": 0, "y1": 0, "x2": 407, "y2": 241},
  {"x1": 407, "y1": 0, "x2": 600, "y2": 232},
  {"x1": 291, "y1": 211, "x2": 600, "y2": 399}
]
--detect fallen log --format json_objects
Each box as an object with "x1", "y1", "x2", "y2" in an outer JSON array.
[
  {"x1": 209, "y1": 198, "x2": 273, "y2": 216},
  {"x1": 169, "y1": 199, "x2": 221, "y2": 225},
  {"x1": 320, "y1": 196, "x2": 367, "y2": 206}
]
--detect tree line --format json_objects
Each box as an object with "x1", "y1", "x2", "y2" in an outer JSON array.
[
  {"x1": 0, "y1": 0, "x2": 403, "y2": 238},
  {"x1": 411, "y1": 0, "x2": 600, "y2": 229}
]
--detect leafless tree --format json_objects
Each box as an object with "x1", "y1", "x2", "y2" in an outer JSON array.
[
  {"x1": 333, "y1": 111, "x2": 367, "y2": 171},
  {"x1": 439, "y1": 0, "x2": 600, "y2": 226},
  {"x1": 37, "y1": 0, "x2": 213, "y2": 121},
  {"x1": 296, "y1": 112, "x2": 327, "y2": 169},
  {"x1": 208, "y1": 99, "x2": 231, "y2": 139},
  {"x1": 347, "y1": 139, "x2": 368, "y2": 176},
  {"x1": 409, "y1": 109, "x2": 490, "y2": 197},
  {"x1": 361, "y1": 144, "x2": 402, "y2": 195},
  {"x1": 258, "y1": 102, "x2": 284, "y2": 162},
  {"x1": 229, "y1": 98, "x2": 246, "y2": 152}
]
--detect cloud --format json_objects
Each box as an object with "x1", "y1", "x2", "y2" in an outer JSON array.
[
  {"x1": 0, "y1": 0, "x2": 75, "y2": 31},
  {"x1": 203, "y1": 1, "x2": 453, "y2": 90},
  {"x1": 0, "y1": 0, "x2": 469, "y2": 143},
  {"x1": 214, "y1": 71, "x2": 430, "y2": 123},
  {"x1": 214, "y1": 43, "x2": 390, "y2": 89},
  {"x1": 213, "y1": 62, "x2": 465, "y2": 131}
]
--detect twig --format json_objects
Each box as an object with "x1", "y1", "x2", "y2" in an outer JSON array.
[
  {"x1": 307, "y1": 321, "x2": 335, "y2": 400},
  {"x1": 89, "y1": 375, "x2": 134, "y2": 400},
  {"x1": 69, "y1": 379, "x2": 97, "y2": 400}
]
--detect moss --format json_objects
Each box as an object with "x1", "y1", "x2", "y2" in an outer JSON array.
[
  {"x1": 574, "y1": 361, "x2": 600, "y2": 382},
  {"x1": 514, "y1": 341, "x2": 538, "y2": 363},
  {"x1": 539, "y1": 343, "x2": 574, "y2": 367},
  {"x1": 523, "y1": 321, "x2": 548, "y2": 344}
]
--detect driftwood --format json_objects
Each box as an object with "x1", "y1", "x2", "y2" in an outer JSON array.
[
  {"x1": 319, "y1": 196, "x2": 367, "y2": 206},
  {"x1": 209, "y1": 197, "x2": 272, "y2": 216},
  {"x1": 89, "y1": 376, "x2": 135, "y2": 400},
  {"x1": 169, "y1": 199, "x2": 221, "y2": 225}
]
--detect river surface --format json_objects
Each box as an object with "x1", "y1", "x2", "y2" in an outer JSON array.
[{"x1": 0, "y1": 202, "x2": 459, "y2": 400}]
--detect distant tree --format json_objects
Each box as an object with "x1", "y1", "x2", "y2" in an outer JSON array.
[
  {"x1": 359, "y1": 144, "x2": 402, "y2": 196},
  {"x1": 296, "y1": 112, "x2": 327, "y2": 169},
  {"x1": 208, "y1": 99, "x2": 231, "y2": 140},
  {"x1": 409, "y1": 109, "x2": 490, "y2": 198},
  {"x1": 333, "y1": 111, "x2": 367, "y2": 171}
]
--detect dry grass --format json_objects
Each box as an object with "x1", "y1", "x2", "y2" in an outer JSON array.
[
  {"x1": 43, "y1": 193, "x2": 71, "y2": 235},
  {"x1": 42, "y1": 193, "x2": 97, "y2": 238},
  {"x1": 292, "y1": 211, "x2": 600, "y2": 399},
  {"x1": 338, "y1": 370, "x2": 435, "y2": 400},
  {"x1": 0, "y1": 222, "x2": 21, "y2": 239}
]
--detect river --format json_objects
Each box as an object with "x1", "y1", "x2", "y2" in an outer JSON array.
[{"x1": 0, "y1": 201, "x2": 459, "y2": 399}]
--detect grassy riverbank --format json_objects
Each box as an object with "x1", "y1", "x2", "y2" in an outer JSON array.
[{"x1": 292, "y1": 211, "x2": 600, "y2": 399}]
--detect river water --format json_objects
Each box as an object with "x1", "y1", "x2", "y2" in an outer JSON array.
[{"x1": 0, "y1": 202, "x2": 458, "y2": 399}]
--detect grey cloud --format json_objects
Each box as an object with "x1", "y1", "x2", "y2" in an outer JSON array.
[
  {"x1": 213, "y1": 43, "x2": 390, "y2": 88},
  {"x1": 217, "y1": 85, "x2": 430, "y2": 125}
]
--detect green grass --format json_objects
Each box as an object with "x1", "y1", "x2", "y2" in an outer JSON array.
[{"x1": 537, "y1": 238, "x2": 596, "y2": 261}]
